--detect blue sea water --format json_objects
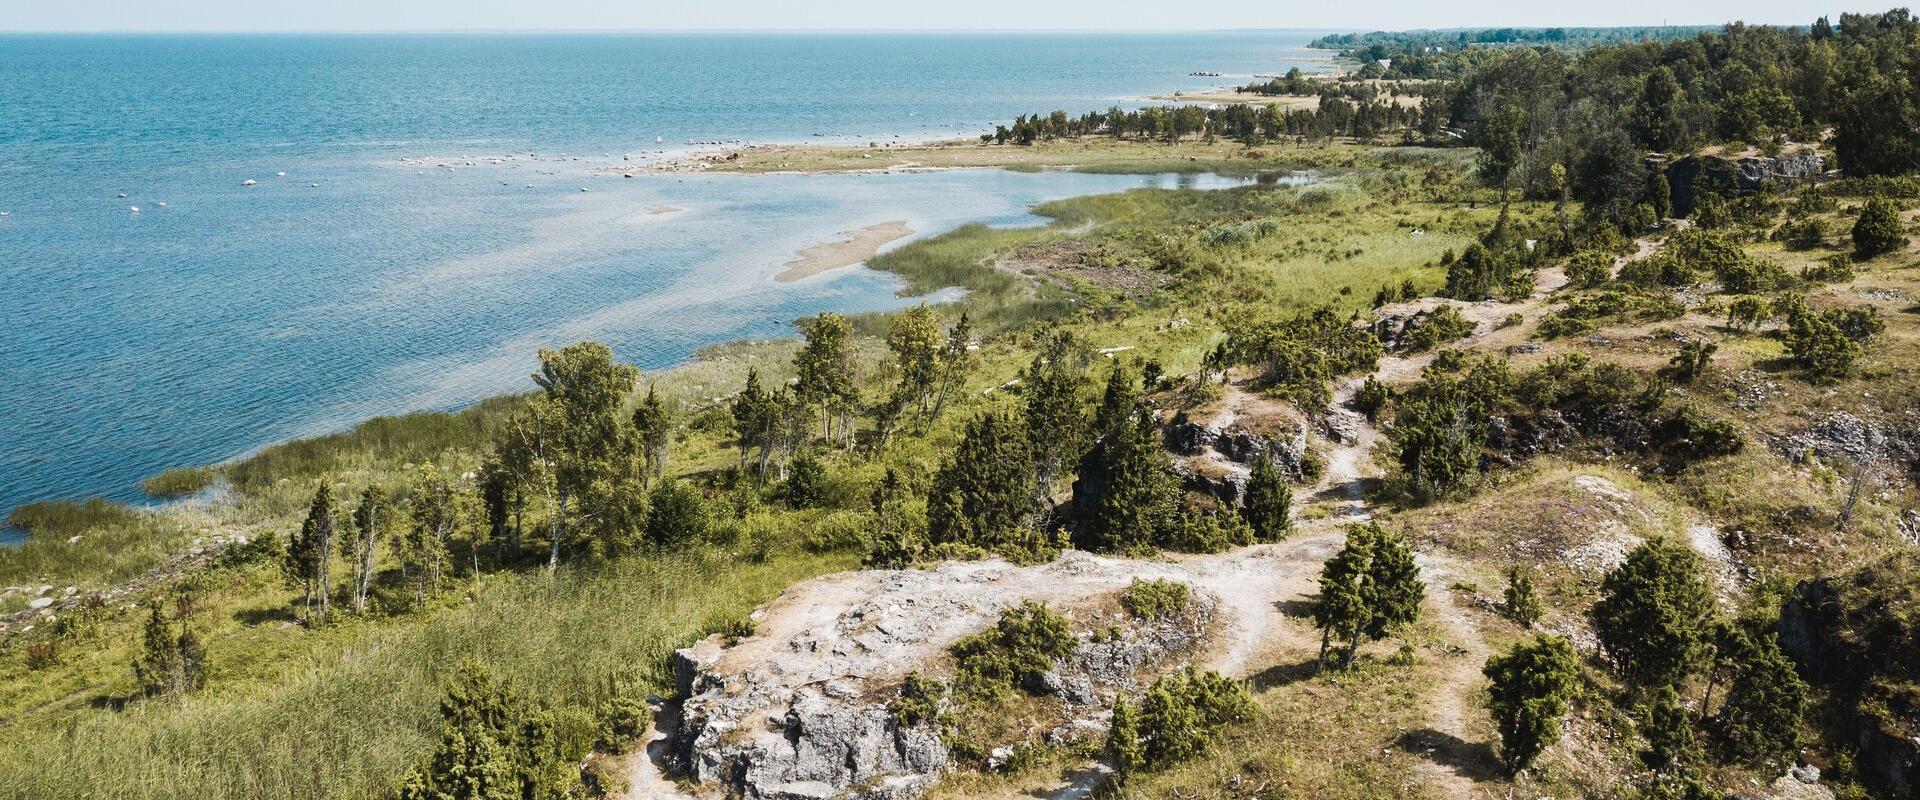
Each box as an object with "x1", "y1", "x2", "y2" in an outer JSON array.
[{"x1": 0, "y1": 32, "x2": 1328, "y2": 519}]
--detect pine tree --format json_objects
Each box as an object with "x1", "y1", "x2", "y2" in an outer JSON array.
[
  {"x1": 631, "y1": 384, "x2": 671, "y2": 481},
  {"x1": 1711, "y1": 628, "x2": 1808, "y2": 771},
  {"x1": 400, "y1": 464, "x2": 462, "y2": 600},
  {"x1": 731, "y1": 368, "x2": 775, "y2": 474},
  {"x1": 1079, "y1": 411, "x2": 1178, "y2": 553},
  {"x1": 284, "y1": 483, "x2": 336, "y2": 624},
  {"x1": 1313, "y1": 526, "x2": 1371, "y2": 672},
  {"x1": 1241, "y1": 458, "x2": 1293, "y2": 542},
  {"x1": 928, "y1": 409, "x2": 1035, "y2": 551},
  {"x1": 400, "y1": 663, "x2": 573, "y2": 800},
  {"x1": 1361, "y1": 524, "x2": 1424, "y2": 645},
  {"x1": 133, "y1": 602, "x2": 185, "y2": 699},
  {"x1": 1104, "y1": 698, "x2": 1146, "y2": 785},
  {"x1": 1591, "y1": 539, "x2": 1716, "y2": 692},
  {"x1": 1022, "y1": 329, "x2": 1092, "y2": 503},
  {"x1": 1387, "y1": 373, "x2": 1484, "y2": 503},
  {"x1": 1092, "y1": 361, "x2": 1139, "y2": 441},
  {"x1": 1484, "y1": 634, "x2": 1582, "y2": 776},
  {"x1": 1503, "y1": 566, "x2": 1544, "y2": 629},
  {"x1": 784, "y1": 450, "x2": 826, "y2": 509}
]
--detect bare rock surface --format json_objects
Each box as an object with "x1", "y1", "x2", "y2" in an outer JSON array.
[{"x1": 657, "y1": 540, "x2": 1339, "y2": 800}]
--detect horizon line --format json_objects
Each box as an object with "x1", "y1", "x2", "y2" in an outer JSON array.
[{"x1": 0, "y1": 22, "x2": 1754, "y2": 36}]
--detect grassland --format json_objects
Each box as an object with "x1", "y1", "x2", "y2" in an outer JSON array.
[{"x1": 4, "y1": 132, "x2": 1914, "y2": 799}]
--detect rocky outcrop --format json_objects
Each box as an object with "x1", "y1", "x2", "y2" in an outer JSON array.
[
  {"x1": 1165, "y1": 413, "x2": 1311, "y2": 480},
  {"x1": 1778, "y1": 554, "x2": 1920, "y2": 797},
  {"x1": 665, "y1": 553, "x2": 1226, "y2": 800},
  {"x1": 1664, "y1": 150, "x2": 1827, "y2": 217}
]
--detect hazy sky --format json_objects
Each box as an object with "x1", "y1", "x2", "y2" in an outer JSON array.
[{"x1": 0, "y1": 0, "x2": 1842, "y2": 32}]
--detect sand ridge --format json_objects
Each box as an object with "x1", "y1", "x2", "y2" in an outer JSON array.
[{"x1": 774, "y1": 220, "x2": 913, "y2": 282}]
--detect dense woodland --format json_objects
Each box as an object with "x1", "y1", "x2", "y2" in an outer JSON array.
[{"x1": 5, "y1": 10, "x2": 1920, "y2": 800}]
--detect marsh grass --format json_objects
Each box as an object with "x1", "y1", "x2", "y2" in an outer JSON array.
[
  {"x1": 0, "y1": 500, "x2": 200, "y2": 602},
  {"x1": 0, "y1": 546, "x2": 851, "y2": 800}
]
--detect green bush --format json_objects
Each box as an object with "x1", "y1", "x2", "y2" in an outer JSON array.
[
  {"x1": 1406, "y1": 304, "x2": 1476, "y2": 352},
  {"x1": 1104, "y1": 667, "x2": 1253, "y2": 781},
  {"x1": 889, "y1": 672, "x2": 948, "y2": 727},
  {"x1": 1852, "y1": 196, "x2": 1907, "y2": 259},
  {"x1": 1121, "y1": 579, "x2": 1192, "y2": 621},
  {"x1": 951, "y1": 600, "x2": 1077, "y2": 694}
]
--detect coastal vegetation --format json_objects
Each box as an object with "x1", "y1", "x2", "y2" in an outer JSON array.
[{"x1": 3, "y1": 9, "x2": 1920, "y2": 800}]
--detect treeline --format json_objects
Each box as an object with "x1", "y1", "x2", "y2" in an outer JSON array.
[
  {"x1": 1235, "y1": 67, "x2": 1449, "y2": 100},
  {"x1": 1310, "y1": 25, "x2": 1721, "y2": 54},
  {"x1": 984, "y1": 97, "x2": 1429, "y2": 145}
]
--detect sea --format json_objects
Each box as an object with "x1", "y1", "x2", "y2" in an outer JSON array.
[{"x1": 0, "y1": 31, "x2": 1331, "y2": 522}]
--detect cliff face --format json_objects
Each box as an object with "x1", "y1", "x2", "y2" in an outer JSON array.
[
  {"x1": 1778, "y1": 552, "x2": 1920, "y2": 796},
  {"x1": 1664, "y1": 150, "x2": 1827, "y2": 217}
]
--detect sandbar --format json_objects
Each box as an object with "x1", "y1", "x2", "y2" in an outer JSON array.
[{"x1": 775, "y1": 221, "x2": 913, "y2": 282}]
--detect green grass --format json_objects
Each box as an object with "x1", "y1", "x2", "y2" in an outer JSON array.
[
  {"x1": 0, "y1": 500, "x2": 202, "y2": 605},
  {"x1": 0, "y1": 545, "x2": 851, "y2": 800}
]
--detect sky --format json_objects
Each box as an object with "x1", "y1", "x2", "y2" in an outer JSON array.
[{"x1": 0, "y1": 0, "x2": 1842, "y2": 32}]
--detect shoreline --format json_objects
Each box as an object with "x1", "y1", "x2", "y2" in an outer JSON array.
[{"x1": 775, "y1": 221, "x2": 914, "y2": 282}]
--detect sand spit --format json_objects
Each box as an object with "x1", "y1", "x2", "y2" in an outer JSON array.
[{"x1": 775, "y1": 221, "x2": 912, "y2": 282}]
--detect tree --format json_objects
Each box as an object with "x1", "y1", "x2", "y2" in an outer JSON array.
[
  {"x1": 631, "y1": 385, "x2": 671, "y2": 481},
  {"x1": 1077, "y1": 411, "x2": 1179, "y2": 553},
  {"x1": 929, "y1": 312, "x2": 977, "y2": 424},
  {"x1": 1484, "y1": 634, "x2": 1582, "y2": 776},
  {"x1": 644, "y1": 480, "x2": 708, "y2": 547},
  {"x1": 398, "y1": 464, "x2": 466, "y2": 601},
  {"x1": 521, "y1": 341, "x2": 641, "y2": 571},
  {"x1": 1387, "y1": 373, "x2": 1484, "y2": 503},
  {"x1": 928, "y1": 410, "x2": 1035, "y2": 551},
  {"x1": 1591, "y1": 539, "x2": 1716, "y2": 692},
  {"x1": 731, "y1": 369, "x2": 780, "y2": 477},
  {"x1": 1502, "y1": 566, "x2": 1543, "y2": 628},
  {"x1": 342, "y1": 486, "x2": 387, "y2": 614},
  {"x1": 1852, "y1": 196, "x2": 1907, "y2": 259},
  {"x1": 1711, "y1": 628, "x2": 1808, "y2": 771},
  {"x1": 1476, "y1": 105, "x2": 1527, "y2": 206},
  {"x1": 1361, "y1": 524, "x2": 1425, "y2": 645},
  {"x1": 1022, "y1": 329, "x2": 1092, "y2": 504},
  {"x1": 784, "y1": 450, "x2": 827, "y2": 509},
  {"x1": 399, "y1": 663, "x2": 573, "y2": 800},
  {"x1": 1635, "y1": 67, "x2": 1688, "y2": 152},
  {"x1": 795, "y1": 313, "x2": 859, "y2": 447},
  {"x1": 133, "y1": 602, "x2": 202, "y2": 700},
  {"x1": 1785, "y1": 308, "x2": 1863, "y2": 384},
  {"x1": 1314, "y1": 525, "x2": 1372, "y2": 671},
  {"x1": 284, "y1": 482, "x2": 336, "y2": 624},
  {"x1": 1666, "y1": 339, "x2": 1716, "y2": 384},
  {"x1": 1241, "y1": 458, "x2": 1293, "y2": 542},
  {"x1": 1092, "y1": 361, "x2": 1139, "y2": 441},
  {"x1": 886, "y1": 304, "x2": 944, "y2": 424}
]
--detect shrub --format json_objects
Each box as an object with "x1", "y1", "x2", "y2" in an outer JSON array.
[
  {"x1": 951, "y1": 600, "x2": 1076, "y2": 694},
  {"x1": 1725, "y1": 295, "x2": 1773, "y2": 331},
  {"x1": 1773, "y1": 217, "x2": 1826, "y2": 250},
  {"x1": 888, "y1": 672, "x2": 948, "y2": 727},
  {"x1": 1104, "y1": 668, "x2": 1253, "y2": 779},
  {"x1": 1406, "y1": 304, "x2": 1476, "y2": 352},
  {"x1": 1484, "y1": 634, "x2": 1581, "y2": 776},
  {"x1": 1785, "y1": 310, "x2": 1864, "y2": 384},
  {"x1": 1801, "y1": 253, "x2": 1857, "y2": 283},
  {"x1": 1162, "y1": 510, "x2": 1253, "y2": 554},
  {"x1": 1502, "y1": 567, "x2": 1544, "y2": 629},
  {"x1": 1352, "y1": 377, "x2": 1394, "y2": 421},
  {"x1": 1565, "y1": 250, "x2": 1614, "y2": 288},
  {"x1": 645, "y1": 481, "x2": 708, "y2": 547},
  {"x1": 1852, "y1": 196, "x2": 1906, "y2": 259},
  {"x1": 784, "y1": 451, "x2": 827, "y2": 509},
  {"x1": 1121, "y1": 579, "x2": 1192, "y2": 621}
]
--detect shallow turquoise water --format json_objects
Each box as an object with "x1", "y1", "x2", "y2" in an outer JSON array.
[{"x1": 0, "y1": 32, "x2": 1325, "y2": 516}]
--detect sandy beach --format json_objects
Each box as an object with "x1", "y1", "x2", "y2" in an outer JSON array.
[{"x1": 774, "y1": 221, "x2": 913, "y2": 282}]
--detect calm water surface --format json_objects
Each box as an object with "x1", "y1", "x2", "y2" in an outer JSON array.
[{"x1": 0, "y1": 32, "x2": 1330, "y2": 517}]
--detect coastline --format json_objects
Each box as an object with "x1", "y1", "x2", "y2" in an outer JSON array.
[{"x1": 775, "y1": 221, "x2": 914, "y2": 282}]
